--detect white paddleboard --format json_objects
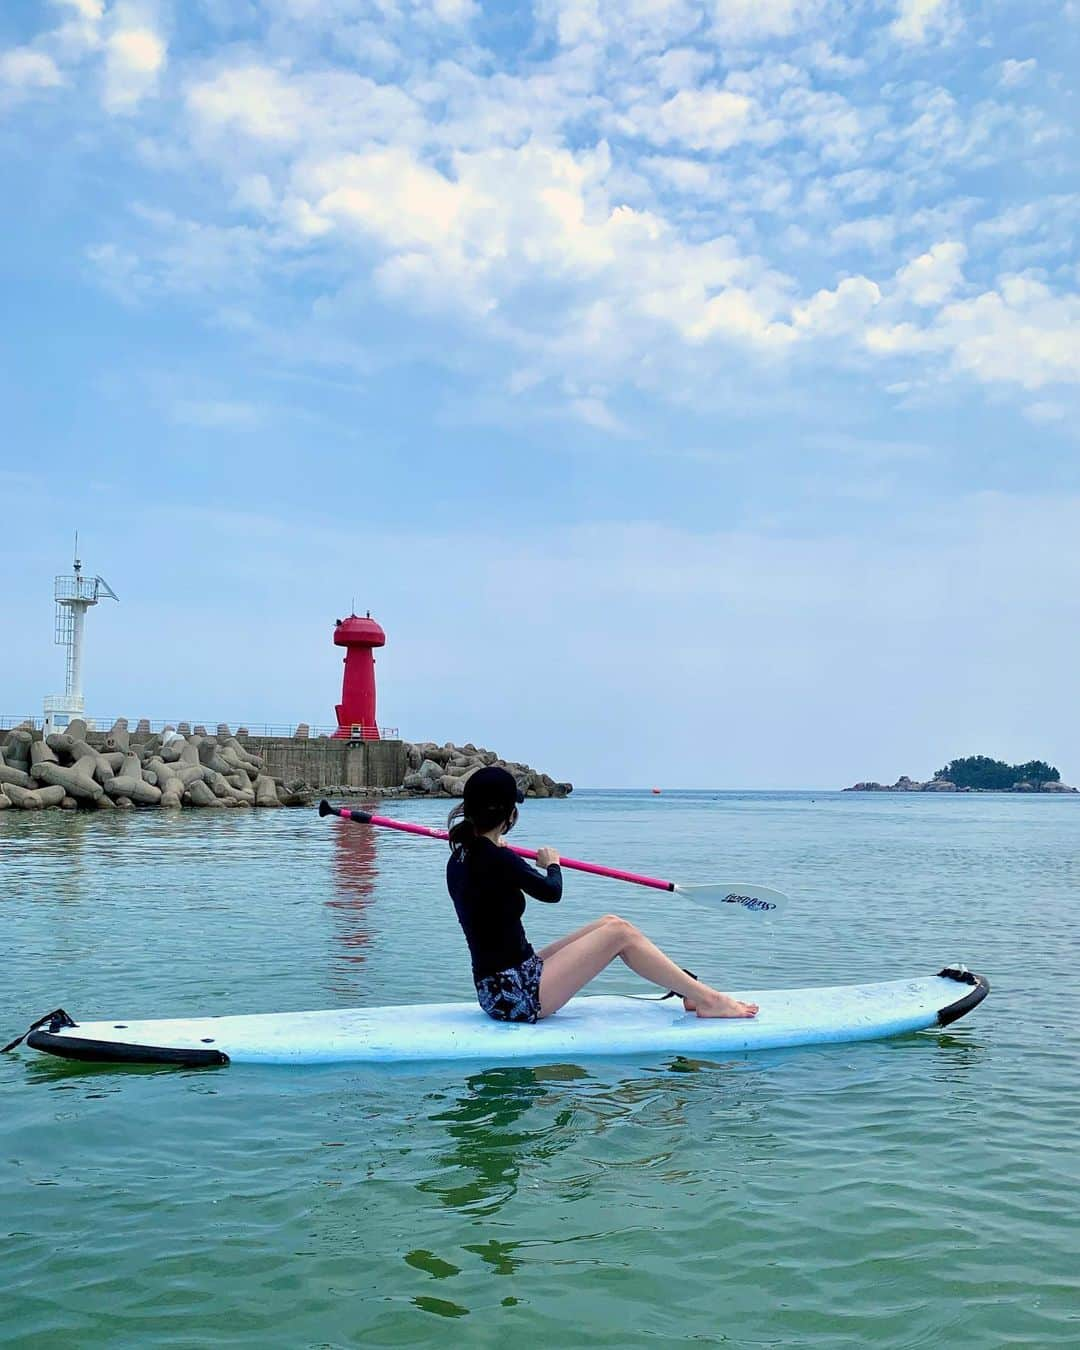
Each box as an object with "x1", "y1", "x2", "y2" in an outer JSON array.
[{"x1": 19, "y1": 968, "x2": 987, "y2": 1067}]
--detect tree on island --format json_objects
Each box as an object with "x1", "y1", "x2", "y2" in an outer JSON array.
[{"x1": 934, "y1": 756, "x2": 1061, "y2": 790}]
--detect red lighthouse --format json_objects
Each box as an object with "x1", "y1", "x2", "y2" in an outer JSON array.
[{"x1": 333, "y1": 611, "x2": 386, "y2": 740}]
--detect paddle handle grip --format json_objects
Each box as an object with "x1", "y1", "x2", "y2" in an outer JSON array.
[{"x1": 325, "y1": 803, "x2": 674, "y2": 893}]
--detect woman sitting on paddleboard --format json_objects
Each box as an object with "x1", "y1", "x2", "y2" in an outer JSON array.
[{"x1": 447, "y1": 767, "x2": 758, "y2": 1024}]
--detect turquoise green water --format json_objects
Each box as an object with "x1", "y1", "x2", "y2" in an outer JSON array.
[{"x1": 2, "y1": 791, "x2": 1078, "y2": 1347}]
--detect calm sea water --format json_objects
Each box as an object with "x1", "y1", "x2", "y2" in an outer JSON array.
[{"x1": 2, "y1": 790, "x2": 1077, "y2": 1347}]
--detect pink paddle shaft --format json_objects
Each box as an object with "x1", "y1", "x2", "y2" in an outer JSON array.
[{"x1": 336, "y1": 806, "x2": 674, "y2": 893}]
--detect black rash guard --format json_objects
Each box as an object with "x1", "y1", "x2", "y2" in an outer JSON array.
[{"x1": 447, "y1": 836, "x2": 563, "y2": 980}]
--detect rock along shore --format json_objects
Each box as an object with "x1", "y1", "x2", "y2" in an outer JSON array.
[
  {"x1": 844, "y1": 774, "x2": 1077, "y2": 793},
  {"x1": 320, "y1": 741, "x2": 572, "y2": 802}
]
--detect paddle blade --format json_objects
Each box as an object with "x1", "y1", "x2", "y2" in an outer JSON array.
[{"x1": 673, "y1": 882, "x2": 788, "y2": 915}]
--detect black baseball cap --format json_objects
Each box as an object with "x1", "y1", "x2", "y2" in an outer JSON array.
[{"x1": 464, "y1": 766, "x2": 524, "y2": 813}]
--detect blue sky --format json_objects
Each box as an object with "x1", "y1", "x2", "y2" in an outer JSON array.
[{"x1": 1, "y1": 0, "x2": 1078, "y2": 788}]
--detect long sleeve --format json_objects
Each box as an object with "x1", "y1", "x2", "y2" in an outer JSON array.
[{"x1": 501, "y1": 850, "x2": 563, "y2": 902}]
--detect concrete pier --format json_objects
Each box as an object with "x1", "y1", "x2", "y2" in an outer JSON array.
[{"x1": 236, "y1": 736, "x2": 407, "y2": 790}]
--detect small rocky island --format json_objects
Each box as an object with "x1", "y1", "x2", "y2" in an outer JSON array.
[{"x1": 846, "y1": 755, "x2": 1076, "y2": 793}]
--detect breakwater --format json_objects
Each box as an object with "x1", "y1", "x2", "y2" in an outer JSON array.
[
  {"x1": 0, "y1": 721, "x2": 571, "y2": 810},
  {"x1": 245, "y1": 737, "x2": 571, "y2": 800},
  {"x1": 0, "y1": 719, "x2": 306, "y2": 811}
]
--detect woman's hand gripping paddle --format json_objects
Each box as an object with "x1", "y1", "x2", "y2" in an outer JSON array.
[{"x1": 318, "y1": 800, "x2": 788, "y2": 915}]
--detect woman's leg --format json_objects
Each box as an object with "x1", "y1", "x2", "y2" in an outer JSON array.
[
  {"x1": 536, "y1": 914, "x2": 621, "y2": 961},
  {"x1": 538, "y1": 916, "x2": 758, "y2": 1020}
]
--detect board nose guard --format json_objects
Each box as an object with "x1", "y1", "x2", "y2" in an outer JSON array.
[{"x1": 936, "y1": 968, "x2": 990, "y2": 1026}]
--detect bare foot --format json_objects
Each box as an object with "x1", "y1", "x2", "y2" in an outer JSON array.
[
  {"x1": 695, "y1": 993, "x2": 758, "y2": 1019},
  {"x1": 682, "y1": 996, "x2": 697, "y2": 1013}
]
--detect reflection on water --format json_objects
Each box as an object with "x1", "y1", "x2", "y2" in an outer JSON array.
[
  {"x1": 22, "y1": 1057, "x2": 187, "y2": 1087},
  {"x1": 416, "y1": 1056, "x2": 775, "y2": 1220},
  {"x1": 1, "y1": 811, "x2": 93, "y2": 901},
  {"x1": 326, "y1": 812, "x2": 380, "y2": 996},
  {"x1": 462, "y1": 1236, "x2": 522, "y2": 1277},
  {"x1": 5, "y1": 792, "x2": 1076, "y2": 1347},
  {"x1": 418, "y1": 1064, "x2": 586, "y2": 1216}
]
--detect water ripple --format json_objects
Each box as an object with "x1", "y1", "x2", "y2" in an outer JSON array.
[{"x1": 3, "y1": 792, "x2": 1078, "y2": 1346}]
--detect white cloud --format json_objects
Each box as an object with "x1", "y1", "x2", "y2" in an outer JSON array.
[
  {"x1": 187, "y1": 66, "x2": 307, "y2": 144},
  {"x1": 110, "y1": 29, "x2": 165, "y2": 76},
  {"x1": 568, "y1": 395, "x2": 625, "y2": 432},
  {"x1": 939, "y1": 278, "x2": 1080, "y2": 391},
  {"x1": 828, "y1": 169, "x2": 893, "y2": 206},
  {"x1": 303, "y1": 147, "x2": 488, "y2": 256},
  {"x1": 998, "y1": 58, "x2": 1036, "y2": 88},
  {"x1": 777, "y1": 85, "x2": 868, "y2": 161},
  {"x1": 538, "y1": 0, "x2": 699, "y2": 50},
  {"x1": 895, "y1": 241, "x2": 966, "y2": 306},
  {"x1": 868, "y1": 275, "x2": 1080, "y2": 391},
  {"x1": 11, "y1": 0, "x2": 1071, "y2": 418},
  {"x1": 104, "y1": 27, "x2": 166, "y2": 112},
  {"x1": 231, "y1": 174, "x2": 275, "y2": 214},
  {"x1": 88, "y1": 211, "x2": 271, "y2": 302},
  {"x1": 707, "y1": 0, "x2": 824, "y2": 41},
  {"x1": 85, "y1": 241, "x2": 146, "y2": 302},
  {"x1": 186, "y1": 64, "x2": 423, "y2": 151},
  {"x1": 617, "y1": 87, "x2": 759, "y2": 153},
  {"x1": 890, "y1": 0, "x2": 957, "y2": 45},
  {"x1": 971, "y1": 203, "x2": 1042, "y2": 242},
  {"x1": 864, "y1": 320, "x2": 931, "y2": 357},
  {"x1": 716, "y1": 63, "x2": 868, "y2": 162},
  {"x1": 53, "y1": 0, "x2": 104, "y2": 17},
  {"x1": 654, "y1": 47, "x2": 714, "y2": 92},
  {"x1": 801, "y1": 41, "x2": 866, "y2": 79},
  {"x1": 540, "y1": 0, "x2": 605, "y2": 46},
  {"x1": 830, "y1": 216, "x2": 896, "y2": 252},
  {"x1": 0, "y1": 48, "x2": 64, "y2": 91},
  {"x1": 536, "y1": 0, "x2": 830, "y2": 61},
  {"x1": 290, "y1": 140, "x2": 650, "y2": 317},
  {"x1": 680, "y1": 288, "x2": 797, "y2": 347},
  {"x1": 277, "y1": 134, "x2": 802, "y2": 360},
  {"x1": 793, "y1": 276, "x2": 881, "y2": 336},
  {"x1": 172, "y1": 399, "x2": 263, "y2": 429},
  {"x1": 1024, "y1": 401, "x2": 1066, "y2": 425},
  {"x1": 642, "y1": 156, "x2": 716, "y2": 194},
  {"x1": 971, "y1": 197, "x2": 1079, "y2": 271},
  {"x1": 429, "y1": 0, "x2": 479, "y2": 22},
  {"x1": 655, "y1": 87, "x2": 757, "y2": 151},
  {"x1": 899, "y1": 89, "x2": 1003, "y2": 166}
]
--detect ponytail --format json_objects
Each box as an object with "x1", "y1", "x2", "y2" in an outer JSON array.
[
  {"x1": 447, "y1": 801, "x2": 518, "y2": 852},
  {"x1": 447, "y1": 803, "x2": 477, "y2": 852}
]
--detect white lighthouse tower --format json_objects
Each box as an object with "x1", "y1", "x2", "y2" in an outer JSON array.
[{"x1": 42, "y1": 538, "x2": 118, "y2": 736}]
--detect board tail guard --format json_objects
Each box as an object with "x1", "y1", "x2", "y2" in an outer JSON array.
[
  {"x1": 24, "y1": 1028, "x2": 230, "y2": 1066},
  {"x1": 4, "y1": 1008, "x2": 229, "y2": 1066},
  {"x1": 2, "y1": 1008, "x2": 77, "y2": 1054}
]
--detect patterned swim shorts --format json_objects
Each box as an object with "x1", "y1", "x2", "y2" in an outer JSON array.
[{"x1": 475, "y1": 953, "x2": 545, "y2": 1024}]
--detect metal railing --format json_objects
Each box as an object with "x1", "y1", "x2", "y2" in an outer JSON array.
[{"x1": 0, "y1": 714, "x2": 400, "y2": 740}]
